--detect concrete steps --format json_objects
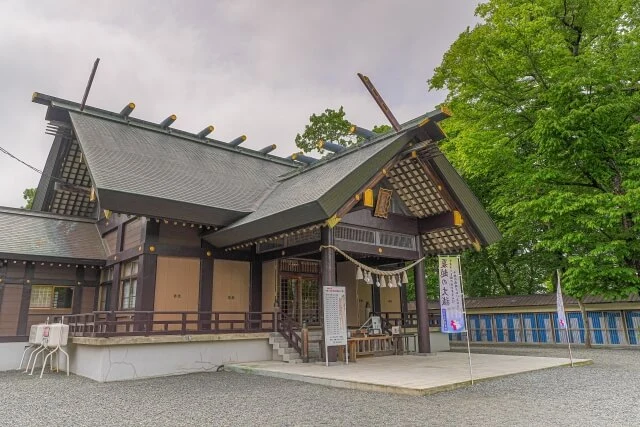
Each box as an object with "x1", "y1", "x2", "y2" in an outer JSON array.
[{"x1": 269, "y1": 333, "x2": 303, "y2": 364}]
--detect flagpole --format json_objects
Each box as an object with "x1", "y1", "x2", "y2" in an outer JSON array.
[
  {"x1": 458, "y1": 256, "x2": 473, "y2": 385},
  {"x1": 565, "y1": 328, "x2": 574, "y2": 367},
  {"x1": 557, "y1": 269, "x2": 574, "y2": 367}
]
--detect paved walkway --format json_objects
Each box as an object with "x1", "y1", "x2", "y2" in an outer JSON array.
[{"x1": 227, "y1": 352, "x2": 591, "y2": 395}]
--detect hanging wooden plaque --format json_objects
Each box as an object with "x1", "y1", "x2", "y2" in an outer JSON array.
[{"x1": 373, "y1": 188, "x2": 393, "y2": 218}]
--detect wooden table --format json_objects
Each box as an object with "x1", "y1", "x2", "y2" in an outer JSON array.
[{"x1": 338, "y1": 335, "x2": 396, "y2": 362}]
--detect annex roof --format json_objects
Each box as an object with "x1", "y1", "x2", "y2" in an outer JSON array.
[
  {"x1": 33, "y1": 93, "x2": 297, "y2": 225},
  {"x1": 0, "y1": 207, "x2": 105, "y2": 264},
  {"x1": 412, "y1": 294, "x2": 640, "y2": 311}
]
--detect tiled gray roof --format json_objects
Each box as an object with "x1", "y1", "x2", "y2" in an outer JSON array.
[
  {"x1": 207, "y1": 130, "x2": 413, "y2": 247},
  {"x1": 0, "y1": 208, "x2": 105, "y2": 262},
  {"x1": 70, "y1": 113, "x2": 296, "y2": 224},
  {"x1": 430, "y1": 154, "x2": 501, "y2": 246},
  {"x1": 411, "y1": 293, "x2": 640, "y2": 311}
]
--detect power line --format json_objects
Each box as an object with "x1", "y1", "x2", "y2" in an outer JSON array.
[{"x1": 0, "y1": 144, "x2": 44, "y2": 175}]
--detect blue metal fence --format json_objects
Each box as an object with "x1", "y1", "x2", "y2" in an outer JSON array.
[{"x1": 450, "y1": 310, "x2": 640, "y2": 346}]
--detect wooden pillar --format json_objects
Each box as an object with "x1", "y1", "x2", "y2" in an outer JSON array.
[
  {"x1": 400, "y1": 284, "x2": 408, "y2": 326},
  {"x1": 134, "y1": 221, "x2": 159, "y2": 333},
  {"x1": 0, "y1": 261, "x2": 6, "y2": 313},
  {"x1": 249, "y1": 246, "x2": 263, "y2": 329},
  {"x1": 72, "y1": 266, "x2": 85, "y2": 314},
  {"x1": 199, "y1": 244, "x2": 214, "y2": 331},
  {"x1": 621, "y1": 310, "x2": 630, "y2": 345},
  {"x1": 372, "y1": 283, "x2": 381, "y2": 314},
  {"x1": 321, "y1": 227, "x2": 337, "y2": 361},
  {"x1": 16, "y1": 262, "x2": 35, "y2": 336},
  {"x1": 108, "y1": 223, "x2": 125, "y2": 311},
  {"x1": 414, "y1": 245, "x2": 431, "y2": 353},
  {"x1": 135, "y1": 221, "x2": 159, "y2": 313}
]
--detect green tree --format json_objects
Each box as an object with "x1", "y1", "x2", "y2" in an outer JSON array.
[
  {"x1": 295, "y1": 107, "x2": 356, "y2": 153},
  {"x1": 294, "y1": 108, "x2": 392, "y2": 153},
  {"x1": 22, "y1": 188, "x2": 36, "y2": 209},
  {"x1": 429, "y1": 0, "x2": 640, "y2": 303}
]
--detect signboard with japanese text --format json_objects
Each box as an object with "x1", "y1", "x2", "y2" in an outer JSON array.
[
  {"x1": 556, "y1": 278, "x2": 568, "y2": 330},
  {"x1": 323, "y1": 286, "x2": 347, "y2": 346},
  {"x1": 439, "y1": 256, "x2": 466, "y2": 333}
]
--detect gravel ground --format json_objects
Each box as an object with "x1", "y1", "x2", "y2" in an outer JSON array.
[{"x1": 0, "y1": 345, "x2": 638, "y2": 427}]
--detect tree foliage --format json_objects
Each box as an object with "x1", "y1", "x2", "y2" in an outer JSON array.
[
  {"x1": 430, "y1": 0, "x2": 640, "y2": 299},
  {"x1": 294, "y1": 108, "x2": 392, "y2": 153},
  {"x1": 22, "y1": 188, "x2": 36, "y2": 210},
  {"x1": 295, "y1": 107, "x2": 356, "y2": 153}
]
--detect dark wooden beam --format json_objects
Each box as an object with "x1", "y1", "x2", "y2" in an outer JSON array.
[
  {"x1": 249, "y1": 246, "x2": 263, "y2": 318},
  {"x1": 72, "y1": 266, "x2": 85, "y2": 314},
  {"x1": 335, "y1": 151, "x2": 408, "y2": 219},
  {"x1": 135, "y1": 255, "x2": 157, "y2": 313},
  {"x1": 2, "y1": 277, "x2": 97, "y2": 287},
  {"x1": 0, "y1": 253, "x2": 104, "y2": 267},
  {"x1": 417, "y1": 157, "x2": 482, "y2": 245},
  {"x1": 417, "y1": 211, "x2": 460, "y2": 234},
  {"x1": 198, "y1": 246, "x2": 214, "y2": 330},
  {"x1": 413, "y1": 244, "x2": 431, "y2": 353},
  {"x1": 210, "y1": 248, "x2": 253, "y2": 262},
  {"x1": 97, "y1": 213, "x2": 135, "y2": 236},
  {"x1": 109, "y1": 223, "x2": 125, "y2": 311},
  {"x1": 341, "y1": 210, "x2": 418, "y2": 235},
  {"x1": 260, "y1": 241, "x2": 321, "y2": 262},
  {"x1": 105, "y1": 246, "x2": 143, "y2": 267},
  {"x1": 400, "y1": 284, "x2": 408, "y2": 324},
  {"x1": 16, "y1": 263, "x2": 35, "y2": 336},
  {"x1": 0, "y1": 336, "x2": 28, "y2": 343},
  {"x1": 320, "y1": 227, "x2": 337, "y2": 362},
  {"x1": 334, "y1": 240, "x2": 419, "y2": 261},
  {"x1": 249, "y1": 246, "x2": 263, "y2": 311},
  {"x1": 136, "y1": 221, "x2": 159, "y2": 314},
  {"x1": 371, "y1": 283, "x2": 381, "y2": 314}
]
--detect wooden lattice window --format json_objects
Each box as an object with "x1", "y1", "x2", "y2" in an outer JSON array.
[
  {"x1": 30, "y1": 286, "x2": 74, "y2": 309},
  {"x1": 119, "y1": 260, "x2": 138, "y2": 310}
]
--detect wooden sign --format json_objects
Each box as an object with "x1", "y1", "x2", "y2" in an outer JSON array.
[{"x1": 373, "y1": 188, "x2": 393, "y2": 218}]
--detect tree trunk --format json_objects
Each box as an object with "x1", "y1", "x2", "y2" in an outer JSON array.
[{"x1": 577, "y1": 298, "x2": 592, "y2": 348}]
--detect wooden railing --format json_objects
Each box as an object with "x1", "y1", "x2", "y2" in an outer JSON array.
[
  {"x1": 65, "y1": 311, "x2": 275, "y2": 338},
  {"x1": 277, "y1": 313, "x2": 304, "y2": 359},
  {"x1": 380, "y1": 311, "x2": 441, "y2": 330}
]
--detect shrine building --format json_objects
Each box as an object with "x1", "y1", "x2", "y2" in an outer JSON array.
[{"x1": 0, "y1": 90, "x2": 500, "y2": 380}]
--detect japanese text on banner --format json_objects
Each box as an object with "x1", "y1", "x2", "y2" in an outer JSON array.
[{"x1": 439, "y1": 256, "x2": 466, "y2": 333}]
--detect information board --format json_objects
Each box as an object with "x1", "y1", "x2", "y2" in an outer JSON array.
[{"x1": 323, "y1": 286, "x2": 347, "y2": 346}]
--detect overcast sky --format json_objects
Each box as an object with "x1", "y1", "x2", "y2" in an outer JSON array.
[{"x1": 0, "y1": 0, "x2": 478, "y2": 208}]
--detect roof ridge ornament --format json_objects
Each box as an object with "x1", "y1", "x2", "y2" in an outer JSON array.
[
  {"x1": 196, "y1": 125, "x2": 215, "y2": 138},
  {"x1": 258, "y1": 144, "x2": 277, "y2": 154},
  {"x1": 290, "y1": 152, "x2": 318, "y2": 165},
  {"x1": 159, "y1": 114, "x2": 177, "y2": 129},
  {"x1": 229, "y1": 135, "x2": 247, "y2": 146},
  {"x1": 316, "y1": 140, "x2": 345, "y2": 153},
  {"x1": 119, "y1": 102, "x2": 136, "y2": 117},
  {"x1": 349, "y1": 125, "x2": 375, "y2": 139},
  {"x1": 357, "y1": 73, "x2": 401, "y2": 131}
]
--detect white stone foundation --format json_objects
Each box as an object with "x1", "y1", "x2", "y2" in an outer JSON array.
[
  {"x1": 66, "y1": 333, "x2": 273, "y2": 382},
  {"x1": 0, "y1": 342, "x2": 30, "y2": 371}
]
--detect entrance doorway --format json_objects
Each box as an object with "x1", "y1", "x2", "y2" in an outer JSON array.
[{"x1": 278, "y1": 259, "x2": 320, "y2": 325}]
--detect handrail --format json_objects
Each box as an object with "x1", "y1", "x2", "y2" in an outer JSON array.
[
  {"x1": 64, "y1": 310, "x2": 276, "y2": 338},
  {"x1": 379, "y1": 311, "x2": 441, "y2": 328},
  {"x1": 277, "y1": 313, "x2": 304, "y2": 361}
]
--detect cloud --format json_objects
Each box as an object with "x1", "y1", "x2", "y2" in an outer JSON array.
[{"x1": 0, "y1": 0, "x2": 478, "y2": 208}]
